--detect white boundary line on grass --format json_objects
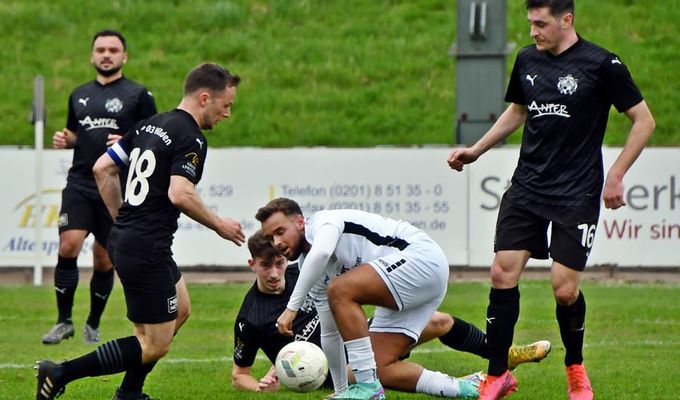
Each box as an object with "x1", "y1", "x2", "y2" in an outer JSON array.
[{"x1": 4, "y1": 340, "x2": 680, "y2": 370}]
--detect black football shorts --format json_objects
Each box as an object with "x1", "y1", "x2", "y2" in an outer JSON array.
[
  {"x1": 494, "y1": 191, "x2": 600, "y2": 271},
  {"x1": 107, "y1": 228, "x2": 182, "y2": 323},
  {"x1": 58, "y1": 184, "x2": 113, "y2": 246}
]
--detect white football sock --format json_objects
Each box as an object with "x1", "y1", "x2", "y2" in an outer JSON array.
[
  {"x1": 318, "y1": 303, "x2": 348, "y2": 394},
  {"x1": 345, "y1": 337, "x2": 377, "y2": 383},
  {"x1": 415, "y1": 369, "x2": 462, "y2": 397}
]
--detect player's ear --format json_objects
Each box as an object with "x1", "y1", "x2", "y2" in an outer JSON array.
[
  {"x1": 198, "y1": 91, "x2": 210, "y2": 107},
  {"x1": 561, "y1": 11, "x2": 573, "y2": 28},
  {"x1": 247, "y1": 258, "x2": 256, "y2": 269},
  {"x1": 122, "y1": 52, "x2": 128, "y2": 64},
  {"x1": 294, "y1": 214, "x2": 305, "y2": 229}
]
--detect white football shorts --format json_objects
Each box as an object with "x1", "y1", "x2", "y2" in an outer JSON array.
[{"x1": 368, "y1": 232, "x2": 449, "y2": 342}]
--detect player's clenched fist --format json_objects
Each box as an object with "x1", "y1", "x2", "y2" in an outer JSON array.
[
  {"x1": 52, "y1": 131, "x2": 68, "y2": 149},
  {"x1": 447, "y1": 147, "x2": 479, "y2": 171}
]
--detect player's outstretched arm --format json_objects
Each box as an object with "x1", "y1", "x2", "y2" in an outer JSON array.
[
  {"x1": 93, "y1": 153, "x2": 123, "y2": 219},
  {"x1": 603, "y1": 100, "x2": 655, "y2": 210},
  {"x1": 168, "y1": 175, "x2": 245, "y2": 246},
  {"x1": 232, "y1": 363, "x2": 280, "y2": 392},
  {"x1": 52, "y1": 128, "x2": 77, "y2": 149},
  {"x1": 447, "y1": 103, "x2": 527, "y2": 171}
]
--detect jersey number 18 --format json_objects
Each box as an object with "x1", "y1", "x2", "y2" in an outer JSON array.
[{"x1": 125, "y1": 147, "x2": 156, "y2": 206}]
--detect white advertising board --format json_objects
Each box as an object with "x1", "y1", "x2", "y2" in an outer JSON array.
[
  {"x1": 0, "y1": 148, "x2": 468, "y2": 267},
  {"x1": 1, "y1": 147, "x2": 678, "y2": 268}
]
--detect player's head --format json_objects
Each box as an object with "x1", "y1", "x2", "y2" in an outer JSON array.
[
  {"x1": 255, "y1": 198, "x2": 306, "y2": 261},
  {"x1": 183, "y1": 63, "x2": 241, "y2": 130},
  {"x1": 525, "y1": 0, "x2": 575, "y2": 53},
  {"x1": 91, "y1": 29, "x2": 128, "y2": 78},
  {"x1": 247, "y1": 230, "x2": 288, "y2": 294}
]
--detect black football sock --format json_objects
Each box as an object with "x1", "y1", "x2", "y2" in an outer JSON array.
[
  {"x1": 439, "y1": 316, "x2": 489, "y2": 359},
  {"x1": 54, "y1": 256, "x2": 78, "y2": 323},
  {"x1": 60, "y1": 336, "x2": 142, "y2": 383},
  {"x1": 118, "y1": 360, "x2": 158, "y2": 396},
  {"x1": 556, "y1": 290, "x2": 586, "y2": 366},
  {"x1": 87, "y1": 268, "x2": 114, "y2": 328},
  {"x1": 486, "y1": 286, "x2": 520, "y2": 376}
]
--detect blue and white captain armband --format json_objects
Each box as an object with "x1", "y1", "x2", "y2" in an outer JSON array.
[{"x1": 107, "y1": 142, "x2": 130, "y2": 168}]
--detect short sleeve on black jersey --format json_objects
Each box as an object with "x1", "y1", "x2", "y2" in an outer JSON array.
[
  {"x1": 170, "y1": 135, "x2": 207, "y2": 184},
  {"x1": 233, "y1": 319, "x2": 260, "y2": 367},
  {"x1": 136, "y1": 89, "x2": 158, "y2": 120},
  {"x1": 598, "y1": 54, "x2": 643, "y2": 113},
  {"x1": 505, "y1": 54, "x2": 527, "y2": 105},
  {"x1": 65, "y1": 93, "x2": 78, "y2": 132}
]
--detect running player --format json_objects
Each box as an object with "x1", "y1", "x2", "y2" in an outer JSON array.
[
  {"x1": 43, "y1": 29, "x2": 157, "y2": 345},
  {"x1": 35, "y1": 62, "x2": 245, "y2": 400},
  {"x1": 233, "y1": 230, "x2": 551, "y2": 394},
  {"x1": 447, "y1": 1, "x2": 655, "y2": 399}
]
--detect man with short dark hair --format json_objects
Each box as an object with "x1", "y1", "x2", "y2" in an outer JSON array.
[
  {"x1": 447, "y1": 1, "x2": 655, "y2": 398},
  {"x1": 43, "y1": 29, "x2": 157, "y2": 345},
  {"x1": 232, "y1": 230, "x2": 323, "y2": 392},
  {"x1": 35, "y1": 62, "x2": 245, "y2": 400}
]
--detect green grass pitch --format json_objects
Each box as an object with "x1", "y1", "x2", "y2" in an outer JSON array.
[{"x1": 1, "y1": 280, "x2": 678, "y2": 399}]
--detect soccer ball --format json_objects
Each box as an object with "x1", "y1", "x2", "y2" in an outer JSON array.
[{"x1": 275, "y1": 341, "x2": 329, "y2": 392}]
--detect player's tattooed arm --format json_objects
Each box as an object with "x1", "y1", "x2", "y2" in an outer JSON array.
[{"x1": 93, "y1": 153, "x2": 123, "y2": 219}]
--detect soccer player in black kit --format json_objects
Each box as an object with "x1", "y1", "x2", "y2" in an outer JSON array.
[
  {"x1": 447, "y1": 1, "x2": 655, "y2": 399},
  {"x1": 35, "y1": 63, "x2": 245, "y2": 400},
  {"x1": 44, "y1": 30, "x2": 157, "y2": 345},
  {"x1": 232, "y1": 230, "x2": 323, "y2": 392}
]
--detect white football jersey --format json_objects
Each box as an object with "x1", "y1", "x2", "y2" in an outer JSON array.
[{"x1": 304, "y1": 209, "x2": 422, "y2": 271}]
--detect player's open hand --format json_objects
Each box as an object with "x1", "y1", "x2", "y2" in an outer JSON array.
[
  {"x1": 447, "y1": 147, "x2": 479, "y2": 171},
  {"x1": 257, "y1": 367, "x2": 280, "y2": 392},
  {"x1": 276, "y1": 308, "x2": 297, "y2": 336},
  {"x1": 106, "y1": 134, "x2": 123, "y2": 147},
  {"x1": 217, "y1": 217, "x2": 245, "y2": 246}
]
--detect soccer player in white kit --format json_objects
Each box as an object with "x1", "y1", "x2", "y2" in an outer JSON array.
[{"x1": 256, "y1": 198, "x2": 481, "y2": 399}]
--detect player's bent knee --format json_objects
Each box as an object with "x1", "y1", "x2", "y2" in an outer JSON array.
[
  {"x1": 429, "y1": 312, "x2": 453, "y2": 334},
  {"x1": 327, "y1": 279, "x2": 349, "y2": 305},
  {"x1": 58, "y1": 241, "x2": 82, "y2": 258},
  {"x1": 142, "y1": 342, "x2": 171, "y2": 362},
  {"x1": 553, "y1": 287, "x2": 578, "y2": 306},
  {"x1": 490, "y1": 265, "x2": 507, "y2": 287},
  {"x1": 491, "y1": 261, "x2": 522, "y2": 287}
]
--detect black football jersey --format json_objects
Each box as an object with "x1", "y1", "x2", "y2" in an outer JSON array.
[
  {"x1": 65, "y1": 76, "x2": 156, "y2": 193},
  {"x1": 505, "y1": 37, "x2": 643, "y2": 206},
  {"x1": 233, "y1": 264, "x2": 321, "y2": 368},
  {"x1": 107, "y1": 109, "x2": 207, "y2": 243}
]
